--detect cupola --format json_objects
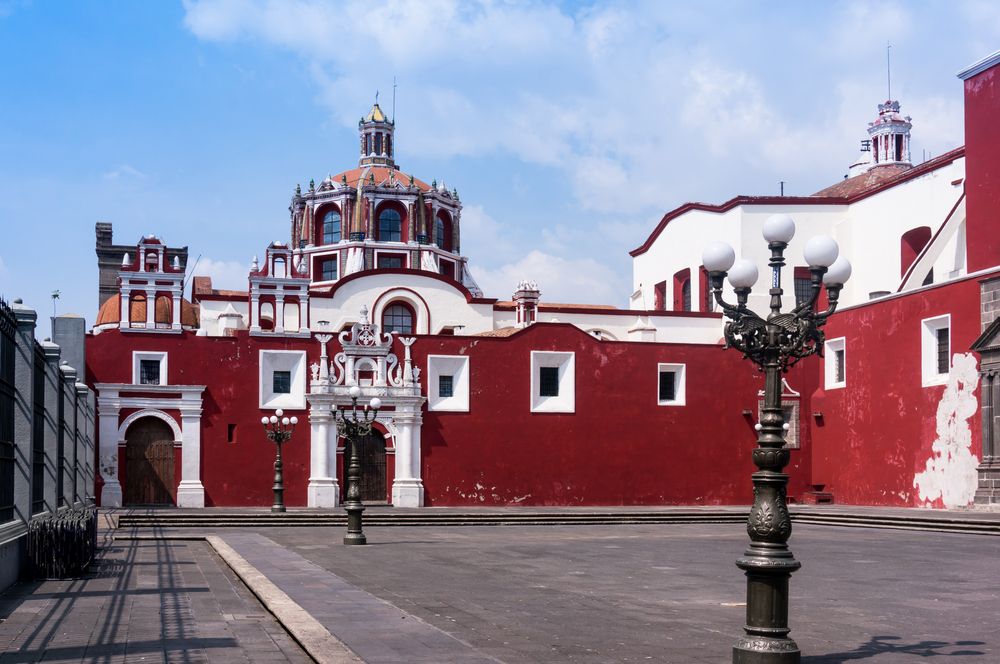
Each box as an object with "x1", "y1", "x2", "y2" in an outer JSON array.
[{"x1": 359, "y1": 100, "x2": 394, "y2": 168}]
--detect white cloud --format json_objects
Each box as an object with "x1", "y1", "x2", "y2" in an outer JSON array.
[
  {"x1": 473, "y1": 250, "x2": 625, "y2": 305},
  {"x1": 102, "y1": 164, "x2": 147, "y2": 181},
  {"x1": 192, "y1": 256, "x2": 249, "y2": 291}
]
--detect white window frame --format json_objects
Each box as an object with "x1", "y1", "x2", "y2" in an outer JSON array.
[
  {"x1": 132, "y1": 351, "x2": 167, "y2": 386},
  {"x1": 656, "y1": 363, "x2": 686, "y2": 406},
  {"x1": 530, "y1": 351, "x2": 575, "y2": 413},
  {"x1": 921, "y1": 314, "x2": 951, "y2": 387},
  {"x1": 427, "y1": 355, "x2": 471, "y2": 412},
  {"x1": 312, "y1": 251, "x2": 341, "y2": 285},
  {"x1": 824, "y1": 337, "x2": 846, "y2": 390},
  {"x1": 374, "y1": 249, "x2": 409, "y2": 270},
  {"x1": 259, "y1": 350, "x2": 307, "y2": 409}
]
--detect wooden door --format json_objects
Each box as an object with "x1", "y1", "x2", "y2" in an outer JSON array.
[
  {"x1": 124, "y1": 417, "x2": 175, "y2": 505},
  {"x1": 357, "y1": 430, "x2": 387, "y2": 503}
]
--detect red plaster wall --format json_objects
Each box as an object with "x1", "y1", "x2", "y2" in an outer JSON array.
[
  {"x1": 810, "y1": 276, "x2": 987, "y2": 506},
  {"x1": 408, "y1": 324, "x2": 817, "y2": 507},
  {"x1": 86, "y1": 323, "x2": 821, "y2": 508},
  {"x1": 88, "y1": 331, "x2": 316, "y2": 507},
  {"x1": 964, "y1": 64, "x2": 1000, "y2": 273}
]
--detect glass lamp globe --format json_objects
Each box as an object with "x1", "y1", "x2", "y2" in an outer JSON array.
[
  {"x1": 260, "y1": 416, "x2": 269, "y2": 425},
  {"x1": 275, "y1": 408, "x2": 284, "y2": 417},
  {"x1": 269, "y1": 415, "x2": 278, "y2": 424},
  {"x1": 349, "y1": 386, "x2": 362, "y2": 399},
  {"x1": 369, "y1": 397, "x2": 382, "y2": 410},
  {"x1": 762, "y1": 214, "x2": 796, "y2": 244},
  {"x1": 824, "y1": 256, "x2": 852, "y2": 285},
  {"x1": 281, "y1": 417, "x2": 290, "y2": 426},
  {"x1": 728, "y1": 259, "x2": 759, "y2": 288},
  {"x1": 290, "y1": 416, "x2": 298, "y2": 425},
  {"x1": 702, "y1": 241, "x2": 736, "y2": 273},
  {"x1": 804, "y1": 236, "x2": 839, "y2": 268}
]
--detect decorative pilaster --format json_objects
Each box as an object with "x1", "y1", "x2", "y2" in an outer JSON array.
[
  {"x1": 391, "y1": 400, "x2": 425, "y2": 507},
  {"x1": 306, "y1": 400, "x2": 339, "y2": 507},
  {"x1": 177, "y1": 403, "x2": 205, "y2": 507},
  {"x1": 144, "y1": 287, "x2": 155, "y2": 328}
]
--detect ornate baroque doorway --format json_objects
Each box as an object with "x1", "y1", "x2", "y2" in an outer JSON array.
[{"x1": 124, "y1": 417, "x2": 175, "y2": 505}]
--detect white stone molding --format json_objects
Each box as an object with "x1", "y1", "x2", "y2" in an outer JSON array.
[{"x1": 95, "y1": 383, "x2": 206, "y2": 508}]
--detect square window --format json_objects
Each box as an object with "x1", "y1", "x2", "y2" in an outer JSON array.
[
  {"x1": 824, "y1": 338, "x2": 846, "y2": 390},
  {"x1": 427, "y1": 355, "x2": 470, "y2": 411},
  {"x1": 656, "y1": 363, "x2": 686, "y2": 406},
  {"x1": 530, "y1": 351, "x2": 575, "y2": 413},
  {"x1": 659, "y1": 371, "x2": 676, "y2": 402},
  {"x1": 320, "y1": 258, "x2": 338, "y2": 281},
  {"x1": 139, "y1": 360, "x2": 161, "y2": 385},
  {"x1": 921, "y1": 315, "x2": 951, "y2": 387},
  {"x1": 272, "y1": 371, "x2": 292, "y2": 394},
  {"x1": 539, "y1": 367, "x2": 560, "y2": 397},
  {"x1": 132, "y1": 351, "x2": 167, "y2": 386},
  {"x1": 378, "y1": 254, "x2": 404, "y2": 269}
]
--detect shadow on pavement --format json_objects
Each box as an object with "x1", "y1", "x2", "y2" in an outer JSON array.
[{"x1": 803, "y1": 635, "x2": 987, "y2": 662}]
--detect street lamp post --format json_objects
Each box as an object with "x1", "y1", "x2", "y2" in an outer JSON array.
[
  {"x1": 333, "y1": 385, "x2": 382, "y2": 545},
  {"x1": 260, "y1": 409, "x2": 298, "y2": 513},
  {"x1": 702, "y1": 214, "x2": 852, "y2": 664}
]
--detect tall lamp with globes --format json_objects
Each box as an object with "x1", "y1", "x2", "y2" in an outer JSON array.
[
  {"x1": 333, "y1": 385, "x2": 382, "y2": 545},
  {"x1": 260, "y1": 409, "x2": 298, "y2": 513},
  {"x1": 702, "y1": 213, "x2": 852, "y2": 664}
]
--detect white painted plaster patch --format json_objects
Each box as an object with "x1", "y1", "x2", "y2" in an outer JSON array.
[{"x1": 913, "y1": 353, "x2": 980, "y2": 507}]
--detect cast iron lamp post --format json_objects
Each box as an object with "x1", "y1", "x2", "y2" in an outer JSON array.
[
  {"x1": 702, "y1": 214, "x2": 852, "y2": 664},
  {"x1": 260, "y1": 409, "x2": 298, "y2": 513},
  {"x1": 333, "y1": 385, "x2": 382, "y2": 545}
]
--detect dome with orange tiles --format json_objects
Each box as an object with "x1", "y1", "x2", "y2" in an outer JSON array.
[{"x1": 96, "y1": 293, "x2": 199, "y2": 328}]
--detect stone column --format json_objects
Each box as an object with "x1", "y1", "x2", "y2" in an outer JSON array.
[
  {"x1": 11, "y1": 301, "x2": 37, "y2": 525},
  {"x1": 177, "y1": 401, "x2": 205, "y2": 508},
  {"x1": 144, "y1": 287, "x2": 156, "y2": 328},
  {"x1": 75, "y1": 384, "x2": 89, "y2": 505},
  {"x1": 250, "y1": 290, "x2": 261, "y2": 332},
  {"x1": 40, "y1": 341, "x2": 61, "y2": 513},
  {"x1": 60, "y1": 364, "x2": 78, "y2": 506},
  {"x1": 299, "y1": 294, "x2": 310, "y2": 332},
  {"x1": 120, "y1": 288, "x2": 131, "y2": 329},
  {"x1": 97, "y1": 389, "x2": 123, "y2": 507},
  {"x1": 275, "y1": 294, "x2": 286, "y2": 334},
  {"x1": 307, "y1": 398, "x2": 338, "y2": 507},
  {"x1": 171, "y1": 288, "x2": 182, "y2": 330},
  {"x1": 391, "y1": 399, "x2": 425, "y2": 507}
]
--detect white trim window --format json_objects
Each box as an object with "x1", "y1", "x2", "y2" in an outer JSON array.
[
  {"x1": 427, "y1": 355, "x2": 470, "y2": 412},
  {"x1": 921, "y1": 314, "x2": 951, "y2": 387},
  {"x1": 657, "y1": 363, "x2": 686, "y2": 406},
  {"x1": 132, "y1": 351, "x2": 167, "y2": 386},
  {"x1": 259, "y1": 350, "x2": 307, "y2": 409},
  {"x1": 530, "y1": 351, "x2": 575, "y2": 413},
  {"x1": 824, "y1": 337, "x2": 846, "y2": 390}
]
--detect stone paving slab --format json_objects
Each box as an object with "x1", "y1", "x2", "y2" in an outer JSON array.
[
  {"x1": 0, "y1": 537, "x2": 310, "y2": 664},
  {"x1": 256, "y1": 522, "x2": 999, "y2": 664},
  {"x1": 221, "y1": 533, "x2": 500, "y2": 664}
]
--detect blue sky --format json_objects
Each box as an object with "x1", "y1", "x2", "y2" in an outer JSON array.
[{"x1": 1, "y1": 0, "x2": 997, "y2": 336}]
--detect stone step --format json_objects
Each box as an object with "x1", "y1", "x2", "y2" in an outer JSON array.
[{"x1": 114, "y1": 508, "x2": 1000, "y2": 535}]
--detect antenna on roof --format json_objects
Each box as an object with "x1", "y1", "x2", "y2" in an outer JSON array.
[
  {"x1": 779, "y1": 181, "x2": 785, "y2": 197},
  {"x1": 392, "y1": 76, "x2": 397, "y2": 123},
  {"x1": 375, "y1": 89, "x2": 379, "y2": 105},
  {"x1": 886, "y1": 41, "x2": 892, "y2": 100}
]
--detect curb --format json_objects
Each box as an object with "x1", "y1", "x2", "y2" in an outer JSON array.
[{"x1": 205, "y1": 535, "x2": 363, "y2": 664}]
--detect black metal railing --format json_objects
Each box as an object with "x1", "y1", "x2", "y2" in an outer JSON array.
[
  {"x1": 27, "y1": 507, "x2": 97, "y2": 578},
  {"x1": 0, "y1": 298, "x2": 16, "y2": 523},
  {"x1": 32, "y1": 344, "x2": 46, "y2": 514}
]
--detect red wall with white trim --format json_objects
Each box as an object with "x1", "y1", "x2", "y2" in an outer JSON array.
[{"x1": 964, "y1": 62, "x2": 1000, "y2": 273}]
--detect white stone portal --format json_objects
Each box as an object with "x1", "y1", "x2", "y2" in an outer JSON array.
[{"x1": 305, "y1": 310, "x2": 426, "y2": 507}]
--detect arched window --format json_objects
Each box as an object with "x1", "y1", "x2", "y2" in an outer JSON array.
[
  {"x1": 435, "y1": 212, "x2": 453, "y2": 251},
  {"x1": 378, "y1": 208, "x2": 402, "y2": 242},
  {"x1": 382, "y1": 302, "x2": 414, "y2": 335},
  {"x1": 323, "y1": 210, "x2": 341, "y2": 244},
  {"x1": 673, "y1": 268, "x2": 691, "y2": 312},
  {"x1": 901, "y1": 226, "x2": 932, "y2": 277}
]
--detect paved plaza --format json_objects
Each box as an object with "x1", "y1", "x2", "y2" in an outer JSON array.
[{"x1": 1, "y1": 519, "x2": 997, "y2": 663}]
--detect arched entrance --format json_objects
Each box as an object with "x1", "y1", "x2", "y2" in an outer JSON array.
[
  {"x1": 124, "y1": 416, "x2": 175, "y2": 505},
  {"x1": 343, "y1": 430, "x2": 387, "y2": 503}
]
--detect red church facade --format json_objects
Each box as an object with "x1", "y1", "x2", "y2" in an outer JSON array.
[{"x1": 84, "y1": 50, "x2": 1000, "y2": 511}]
